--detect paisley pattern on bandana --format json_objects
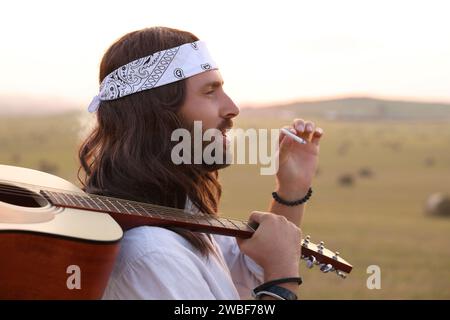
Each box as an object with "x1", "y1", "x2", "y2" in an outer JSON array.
[{"x1": 88, "y1": 41, "x2": 218, "y2": 112}]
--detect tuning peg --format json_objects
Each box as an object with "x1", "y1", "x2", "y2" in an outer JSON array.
[
  {"x1": 336, "y1": 271, "x2": 347, "y2": 279},
  {"x1": 333, "y1": 251, "x2": 340, "y2": 260},
  {"x1": 318, "y1": 241, "x2": 325, "y2": 253},
  {"x1": 320, "y1": 263, "x2": 334, "y2": 273},
  {"x1": 306, "y1": 256, "x2": 316, "y2": 268},
  {"x1": 303, "y1": 235, "x2": 311, "y2": 246},
  {"x1": 302, "y1": 236, "x2": 310, "y2": 248}
]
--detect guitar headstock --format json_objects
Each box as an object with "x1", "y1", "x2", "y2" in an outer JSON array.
[{"x1": 301, "y1": 235, "x2": 353, "y2": 278}]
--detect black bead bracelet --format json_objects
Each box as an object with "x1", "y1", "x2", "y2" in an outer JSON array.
[{"x1": 272, "y1": 187, "x2": 313, "y2": 206}]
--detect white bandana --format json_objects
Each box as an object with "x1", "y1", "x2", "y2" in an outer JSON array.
[{"x1": 88, "y1": 41, "x2": 218, "y2": 112}]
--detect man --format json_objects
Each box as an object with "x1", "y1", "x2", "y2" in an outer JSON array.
[{"x1": 79, "y1": 26, "x2": 323, "y2": 299}]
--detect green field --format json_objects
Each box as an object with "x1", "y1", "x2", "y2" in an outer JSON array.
[{"x1": 1, "y1": 111, "x2": 450, "y2": 299}]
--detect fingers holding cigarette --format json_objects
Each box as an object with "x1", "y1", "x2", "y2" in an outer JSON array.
[
  {"x1": 281, "y1": 128, "x2": 307, "y2": 144},
  {"x1": 281, "y1": 119, "x2": 324, "y2": 146}
]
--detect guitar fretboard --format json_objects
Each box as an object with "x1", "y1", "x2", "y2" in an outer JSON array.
[{"x1": 40, "y1": 190, "x2": 256, "y2": 237}]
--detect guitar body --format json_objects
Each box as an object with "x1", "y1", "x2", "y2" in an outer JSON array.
[{"x1": 0, "y1": 165, "x2": 123, "y2": 299}]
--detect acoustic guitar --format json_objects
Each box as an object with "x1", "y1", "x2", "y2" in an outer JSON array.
[{"x1": 0, "y1": 164, "x2": 352, "y2": 299}]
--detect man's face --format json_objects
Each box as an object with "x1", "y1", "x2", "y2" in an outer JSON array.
[
  {"x1": 178, "y1": 70, "x2": 239, "y2": 170},
  {"x1": 179, "y1": 70, "x2": 239, "y2": 131}
]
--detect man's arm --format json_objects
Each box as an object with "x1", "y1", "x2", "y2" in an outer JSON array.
[
  {"x1": 268, "y1": 119, "x2": 323, "y2": 226},
  {"x1": 268, "y1": 186, "x2": 309, "y2": 226}
]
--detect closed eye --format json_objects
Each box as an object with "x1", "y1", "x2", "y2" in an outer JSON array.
[{"x1": 202, "y1": 80, "x2": 224, "y2": 96}]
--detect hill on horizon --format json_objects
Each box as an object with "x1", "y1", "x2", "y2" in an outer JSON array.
[{"x1": 241, "y1": 97, "x2": 450, "y2": 121}]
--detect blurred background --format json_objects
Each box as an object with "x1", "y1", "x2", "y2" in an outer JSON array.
[{"x1": 1, "y1": 0, "x2": 449, "y2": 299}]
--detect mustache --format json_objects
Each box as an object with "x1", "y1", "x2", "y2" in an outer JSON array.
[
  {"x1": 217, "y1": 119, "x2": 233, "y2": 132},
  {"x1": 182, "y1": 119, "x2": 234, "y2": 133}
]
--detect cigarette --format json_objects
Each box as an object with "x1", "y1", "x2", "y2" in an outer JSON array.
[{"x1": 280, "y1": 128, "x2": 307, "y2": 144}]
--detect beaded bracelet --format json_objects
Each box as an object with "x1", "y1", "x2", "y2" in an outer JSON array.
[{"x1": 272, "y1": 187, "x2": 313, "y2": 206}]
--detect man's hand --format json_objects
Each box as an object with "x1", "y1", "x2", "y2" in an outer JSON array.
[
  {"x1": 237, "y1": 211, "x2": 302, "y2": 281},
  {"x1": 276, "y1": 118, "x2": 324, "y2": 200},
  {"x1": 267, "y1": 119, "x2": 324, "y2": 226}
]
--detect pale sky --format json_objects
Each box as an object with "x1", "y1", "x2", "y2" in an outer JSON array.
[{"x1": 1, "y1": 0, "x2": 449, "y2": 109}]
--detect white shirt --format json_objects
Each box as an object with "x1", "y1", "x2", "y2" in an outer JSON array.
[{"x1": 102, "y1": 226, "x2": 264, "y2": 299}]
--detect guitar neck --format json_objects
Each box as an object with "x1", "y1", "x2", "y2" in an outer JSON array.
[
  {"x1": 40, "y1": 190, "x2": 256, "y2": 239},
  {"x1": 38, "y1": 189, "x2": 352, "y2": 274}
]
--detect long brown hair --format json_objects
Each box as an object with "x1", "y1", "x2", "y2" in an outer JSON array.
[{"x1": 78, "y1": 27, "x2": 222, "y2": 255}]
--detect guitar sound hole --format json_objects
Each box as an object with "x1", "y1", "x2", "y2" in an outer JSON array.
[{"x1": 0, "y1": 183, "x2": 48, "y2": 208}]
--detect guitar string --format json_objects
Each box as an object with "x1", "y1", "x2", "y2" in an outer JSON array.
[
  {"x1": 0, "y1": 186, "x2": 239, "y2": 222},
  {"x1": 0, "y1": 181, "x2": 216, "y2": 218},
  {"x1": 0, "y1": 180, "x2": 225, "y2": 220},
  {"x1": 0, "y1": 181, "x2": 253, "y2": 229}
]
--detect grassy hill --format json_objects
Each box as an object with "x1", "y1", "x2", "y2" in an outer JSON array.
[{"x1": 241, "y1": 97, "x2": 450, "y2": 121}]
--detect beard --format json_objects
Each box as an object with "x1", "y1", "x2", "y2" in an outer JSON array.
[
  {"x1": 200, "y1": 132, "x2": 233, "y2": 172},
  {"x1": 180, "y1": 118, "x2": 234, "y2": 172}
]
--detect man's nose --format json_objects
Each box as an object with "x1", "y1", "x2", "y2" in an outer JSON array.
[{"x1": 220, "y1": 93, "x2": 240, "y2": 119}]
